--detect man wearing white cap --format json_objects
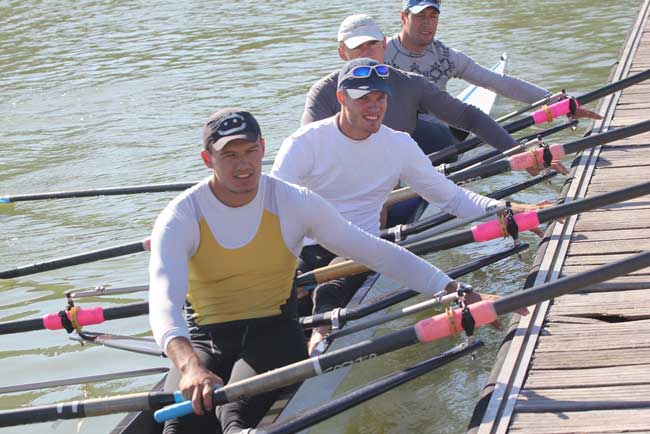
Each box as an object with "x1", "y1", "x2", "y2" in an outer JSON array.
[{"x1": 302, "y1": 13, "x2": 519, "y2": 155}]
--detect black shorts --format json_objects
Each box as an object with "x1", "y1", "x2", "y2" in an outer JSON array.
[{"x1": 162, "y1": 314, "x2": 308, "y2": 434}]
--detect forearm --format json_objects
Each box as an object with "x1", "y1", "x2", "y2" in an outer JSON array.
[
  {"x1": 166, "y1": 336, "x2": 201, "y2": 373},
  {"x1": 312, "y1": 209, "x2": 453, "y2": 295}
]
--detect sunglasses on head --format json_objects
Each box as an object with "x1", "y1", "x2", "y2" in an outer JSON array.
[{"x1": 350, "y1": 64, "x2": 390, "y2": 78}]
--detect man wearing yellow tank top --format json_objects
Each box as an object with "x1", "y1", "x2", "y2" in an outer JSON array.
[{"x1": 149, "y1": 108, "x2": 470, "y2": 434}]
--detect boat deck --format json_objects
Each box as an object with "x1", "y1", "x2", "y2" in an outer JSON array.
[{"x1": 471, "y1": 1, "x2": 650, "y2": 433}]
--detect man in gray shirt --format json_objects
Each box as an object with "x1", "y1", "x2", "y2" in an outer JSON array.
[
  {"x1": 386, "y1": 0, "x2": 601, "y2": 114},
  {"x1": 302, "y1": 13, "x2": 518, "y2": 156}
]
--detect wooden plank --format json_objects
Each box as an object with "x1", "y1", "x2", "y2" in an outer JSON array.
[
  {"x1": 564, "y1": 252, "x2": 639, "y2": 266},
  {"x1": 550, "y1": 292, "x2": 650, "y2": 318},
  {"x1": 510, "y1": 409, "x2": 650, "y2": 433},
  {"x1": 530, "y1": 347, "x2": 650, "y2": 369},
  {"x1": 567, "y1": 238, "x2": 650, "y2": 254},
  {"x1": 562, "y1": 264, "x2": 650, "y2": 275},
  {"x1": 571, "y1": 228, "x2": 650, "y2": 242},
  {"x1": 524, "y1": 364, "x2": 650, "y2": 388}
]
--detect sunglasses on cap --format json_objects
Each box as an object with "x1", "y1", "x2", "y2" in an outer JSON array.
[{"x1": 350, "y1": 64, "x2": 390, "y2": 78}]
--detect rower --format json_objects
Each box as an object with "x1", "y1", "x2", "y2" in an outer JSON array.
[
  {"x1": 386, "y1": 0, "x2": 602, "y2": 144},
  {"x1": 272, "y1": 58, "x2": 545, "y2": 354},
  {"x1": 149, "y1": 108, "x2": 483, "y2": 434},
  {"x1": 301, "y1": 14, "x2": 522, "y2": 157}
]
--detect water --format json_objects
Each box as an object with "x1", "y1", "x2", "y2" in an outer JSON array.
[{"x1": 0, "y1": 1, "x2": 641, "y2": 433}]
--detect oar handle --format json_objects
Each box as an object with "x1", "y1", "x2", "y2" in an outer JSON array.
[
  {"x1": 154, "y1": 400, "x2": 193, "y2": 423},
  {"x1": 296, "y1": 260, "x2": 369, "y2": 287}
]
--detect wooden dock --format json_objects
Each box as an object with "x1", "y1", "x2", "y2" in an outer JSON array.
[{"x1": 469, "y1": 1, "x2": 650, "y2": 433}]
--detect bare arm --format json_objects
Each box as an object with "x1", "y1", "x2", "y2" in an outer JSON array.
[{"x1": 166, "y1": 337, "x2": 223, "y2": 416}]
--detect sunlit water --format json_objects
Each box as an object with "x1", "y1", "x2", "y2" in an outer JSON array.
[{"x1": 0, "y1": 1, "x2": 642, "y2": 433}]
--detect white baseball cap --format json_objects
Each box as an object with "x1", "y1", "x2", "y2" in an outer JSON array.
[{"x1": 337, "y1": 14, "x2": 384, "y2": 49}]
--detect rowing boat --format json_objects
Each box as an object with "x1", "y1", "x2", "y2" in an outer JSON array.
[{"x1": 105, "y1": 54, "x2": 508, "y2": 434}]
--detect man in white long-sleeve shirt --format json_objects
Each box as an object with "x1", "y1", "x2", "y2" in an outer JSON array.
[
  {"x1": 385, "y1": 0, "x2": 601, "y2": 142},
  {"x1": 149, "y1": 107, "x2": 473, "y2": 434},
  {"x1": 272, "y1": 58, "x2": 543, "y2": 353}
]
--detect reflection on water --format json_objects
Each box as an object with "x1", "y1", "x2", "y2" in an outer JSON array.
[{"x1": 0, "y1": 1, "x2": 642, "y2": 433}]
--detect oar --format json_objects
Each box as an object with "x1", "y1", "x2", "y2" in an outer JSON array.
[
  {"x1": 1, "y1": 250, "x2": 647, "y2": 427},
  {"x1": 0, "y1": 238, "x2": 150, "y2": 280},
  {"x1": 441, "y1": 119, "x2": 579, "y2": 176},
  {"x1": 152, "y1": 249, "x2": 650, "y2": 423},
  {"x1": 382, "y1": 171, "x2": 557, "y2": 243},
  {"x1": 70, "y1": 331, "x2": 164, "y2": 357},
  {"x1": 0, "y1": 183, "x2": 197, "y2": 204},
  {"x1": 0, "y1": 301, "x2": 148, "y2": 335},
  {"x1": 426, "y1": 68, "x2": 650, "y2": 166},
  {"x1": 297, "y1": 179, "x2": 650, "y2": 286},
  {"x1": 254, "y1": 341, "x2": 483, "y2": 434},
  {"x1": 300, "y1": 243, "x2": 528, "y2": 330},
  {"x1": 494, "y1": 90, "x2": 566, "y2": 124},
  {"x1": 0, "y1": 161, "x2": 274, "y2": 205},
  {"x1": 68, "y1": 284, "x2": 149, "y2": 299},
  {"x1": 385, "y1": 118, "x2": 650, "y2": 207},
  {"x1": 0, "y1": 367, "x2": 168, "y2": 395}
]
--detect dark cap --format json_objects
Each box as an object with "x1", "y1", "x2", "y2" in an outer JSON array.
[
  {"x1": 202, "y1": 108, "x2": 262, "y2": 151},
  {"x1": 337, "y1": 58, "x2": 391, "y2": 99},
  {"x1": 402, "y1": 0, "x2": 441, "y2": 13}
]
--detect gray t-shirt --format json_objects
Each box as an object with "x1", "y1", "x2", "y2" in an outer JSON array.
[
  {"x1": 385, "y1": 36, "x2": 549, "y2": 104},
  {"x1": 301, "y1": 66, "x2": 516, "y2": 151}
]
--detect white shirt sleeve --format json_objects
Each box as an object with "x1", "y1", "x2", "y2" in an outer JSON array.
[
  {"x1": 398, "y1": 135, "x2": 501, "y2": 218},
  {"x1": 148, "y1": 198, "x2": 200, "y2": 353},
  {"x1": 271, "y1": 133, "x2": 314, "y2": 186},
  {"x1": 292, "y1": 186, "x2": 454, "y2": 295}
]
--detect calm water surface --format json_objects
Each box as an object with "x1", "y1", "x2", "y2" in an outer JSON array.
[{"x1": 0, "y1": 1, "x2": 641, "y2": 433}]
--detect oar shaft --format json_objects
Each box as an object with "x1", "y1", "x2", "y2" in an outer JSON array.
[
  {"x1": 0, "y1": 367, "x2": 168, "y2": 394},
  {"x1": 444, "y1": 120, "x2": 578, "y2": 175},
  {"x1": 383, "y1": 172, "x2": 557, "y2": 242},
  {"x1": 155, "y1": 327, "x2": 423, "y2": 422},
  {"x1": 0, "y1": 301, "x2": 148, "y2": 335},
  {"x1": 495, "y1": 250, "x2": 650, "y2": 315},
  {"x1": 0, "y1": 391, "x2": 180, "y2": 427},
  {"x1": 577, "y1": 68, "x2": 650, "y2": 105},
  {"x1": 0, "y1": 239, "x2": 149, "y2": 280},
  {"x1": 494, "y1": 91, "x2": 565, "y2": 123},
  {"x1": 302, "y1": 243, "x2": 528, "y2": 329},
  {"x1": 409, "y1": 179, "x2": 650, "y2": 254},
  {"x1": 537, "y1": 180, "x2": 650, "y2": 223},
  {"x1": 256, "y1": 341, "x2": 483, "y2": 434},
  {"x1": 414, "y1": 250, "x2": 650, "y2": 345},
  {"x1": 0, "y1": 182, "x2": 197, "y2": 203},
  {"x1": 428, "y1": 68, "x2": 650, "y2": 165}
]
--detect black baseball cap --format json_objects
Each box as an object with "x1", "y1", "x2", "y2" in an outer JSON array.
[
  {"x1": 202, "y1": 108, "x2": 262, "y2": 151},
  {"x1": 337, "y1": 58, "x2": 391, "y2": 99}
]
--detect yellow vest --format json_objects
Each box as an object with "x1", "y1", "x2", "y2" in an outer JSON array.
[{"x1": 187, "y1": 210, "x2": 297, "y2": 325}]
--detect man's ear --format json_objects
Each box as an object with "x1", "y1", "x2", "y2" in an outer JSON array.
[
  {"x1": 336, "y1": 89, "x2": 346, "y2": 106},
  {"x1": 338, "y1": 43, "x2": 349, "y2": 61},
  {"x1": 259, "y1": 137, "x2": 266, "y2": 155},
  {"x1": 399, "y1": 11, "x2": 408, "y2": 27},
  {"x1": 200, "y1": 149, "x2": 213, "y2": 169}
]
